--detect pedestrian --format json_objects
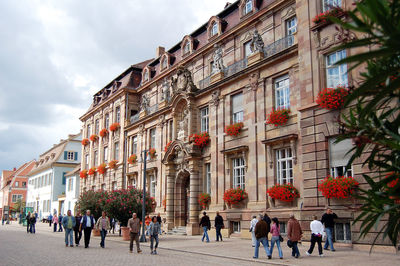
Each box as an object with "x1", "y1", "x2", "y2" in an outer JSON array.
[
  {"x1": 263, "y1": 212, "x2": 271, "y2": 238},
  {"x1": 48, "y1": 214, "x2": 53, "y2": 227},
  {"x1": 128, "y1": 213, "x2": 142, "y2": 254},
  {"x1": 269, "y1": 217, "x2": 283, "y2": 259},
  {"x1": 29, "y1": 214, "x2": 36, "y2": 234},
  {"x1": 79, "y1": 210, "x2": 95, "y2": 248},
  {"x1": 58, "y1": 213, "x2": 63, "y2": 232},
  {"x1": 2, "y1": 217, "x2": 4, "y2": 225},
  {"x1": 62, "y1": 210, "x2": 76, "y2": 247},
  {"x1": 287, "y1": 214, "x2": 302, "y2": 258},
  {"x1": 253, "y1": 214, "x2": 272, "y2": 259},
  {"x1": 214, "y1": 211, "x2": 224, "y2": 242},
  {"x1": 321, "y1": 208, "x2": 338, "y2": 252},
  {"x1": 145, "y1": 215, "x2": 151, "y2": 238},
  {"x1": 306, "y1": 215, "x2": 324, "y2": 257},
  {"x1": 156, "y1": 213, "x2": 162, "y2": 224},
  {"x1": 199, "y1": 211, "x2": 211, "y2": 243},
  {"x1": 109, "y1": 218, "x2": 115, "y2": 234},
  {"x1": 149, "y1": 216, "x2": 161, "y2": 255},
  {"x1": 96, "y1": 211, "x2": 110, "y2": 248},
  {"x1": 250, "y1": 215, "x2": 258, "y2": 247},
  {"x1": 74, "y1": 212, "x2": 82, "y2": 246},
  {"x1": 52, "y1": 214, "x2": 58, "y2": 232},
  {"x1": 26, "y1": 211, "x2": 31, "y2": 233}
]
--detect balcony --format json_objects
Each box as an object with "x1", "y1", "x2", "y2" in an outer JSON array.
[{"x1": 129, "y1": 103, "x2": 159, "y2": 124}]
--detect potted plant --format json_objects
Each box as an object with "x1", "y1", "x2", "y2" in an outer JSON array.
[
  {"x1": 225, "y1": 122, "x2": 244, "y2": 137},
  {"x1": 148, "y1": 148, "x2": 157, "y2": 159},
  {"x1": 97, "y1": 163, "x2": 107, "y2": 175},
  {"x1": 79, "y1": 170, "x2": 88, "y2": 179},
  {"x1": 164, "y1": 141, "x2": 172, "y2": 152},
  {"x1": 109, "y1": 122, "x2": 120, "y2": 132},
  {"x1": 108, "y1": 160, "x2": 118, "y2": 169},
  {"x1": 316, "y1": 86, "x2": 349, "y2": 110},
  {"x1": 318, "y1": 176, "x2": 359, "y2": 199},
  {"x1": 223, "y1": 188, "x2": 248, "y2": 208},
  {"x1": 189, "y1": 132, "x2": 210, "y2": 149},
  {"x1": 88, "y1": 167, "x2": 96, "y2": 176},
  {"x1": 198, "y1": 193, "x2": 211, "y2": 210},
  {"x1": 99, "y1": 128, "x2": 108, "y2": 138},
  {"x1": 89, "y1": 134, "x2": 99, "y2": 142},
  {"x1": 312, "y1": 7, "x2": 345, "y2": 25},
  {"x1": 128, "y1": 154, "x2": 137, "y2": 164},
  {"x1": 81, "y1": 138, "x2": 90, "y2": 146},
  {"x1": 266, "y1": 109, "x2": 291, "y2": 127},
  {"x1": 267, "y1": 183, "x2": 300, "y2": 204}
]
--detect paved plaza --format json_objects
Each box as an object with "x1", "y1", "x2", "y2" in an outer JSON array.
[{"x1": 0, "y1": 222, "x2": 399, "y2": 266}]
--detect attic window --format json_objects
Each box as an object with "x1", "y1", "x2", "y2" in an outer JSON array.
[
  {"x1": 143, "y1": 69, "x2": 149, "y2": 82},
  {"x1": 184, "y1": 41, "x2": 191, "y2": 54},
  {"x1": 245, "y1": 0, "x2": 253, "y2": 14},
  {"x1": 211, "y1": 22, "x2": 218, "y2": 36},
  {"x1": 161, "y1": 57, "x2": 168, "y2": 70}
]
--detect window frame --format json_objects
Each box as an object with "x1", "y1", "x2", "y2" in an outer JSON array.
[
  {"x1": 103, "y1": 146, "x2": 109, "y2": 163},
  {"x1": 323, "y1": 0, "x2": 342, "y2": 12},
  {"x1": 150, "y1": 175, "x2": 156, "y2": 198},
  {"x1": 286, "y1": 16, "x2": 297, "y2": 36},
  {"x1": 244, "y1": 0, "x2": 253, "y2": 15},
  {"x1": 325, "y1": 49, "x2": 348, "y2": 88},
  {"x1": 200, "y1": 106, "x2": 209, "y2": 133},
  {"x1": 244, "y1": 40, "x2": 252, "y2": 58},
  {"x1": 232, "y1": 93, "x2": 244, "y2": 124},
  {"x1": 131, "y1": 136, "x2": 138, "y2": 155},
  {"x1": 232, "y1": 157, "x2": 246, "y2": 189},
  {"x1": 183, "y1": 41, "x2": 191, "y2": 54},
  {"x1": 66, "y1": 151, "x2": 75, "y2": 161},
  {"x1": 114, "y1": 142, "x2": 120, "y2": 161},
  {"x1": 205, "y1": 163, "x2": 211, "y2": 194},
  {"x1": 275, "y1": 75, "x2": 290, "y2": 109},
  {"x1": 105, "y1": 113, "x2": 110, "y2": 129},
  {"x1": 276, "y1": 147, "x2": 294, "y2": 184},
  {"x1": 12, "y1": 194, "x2": 22, "y2": 203},
  {"x1": 334, "y1": 222, "x2": 352, "y2": 242},
  {"x1": 149, "y1": 128, "x2": 156, "y2": 149},
  {"x1": 211, "y1": 22, "x2": 218, "y2": 36},
  {"x1": 95, "y1": 119, "x2": 100, "y2": 134},
  {"x1": 115, "y1": 106, "x2": 121, "y2": 123}
]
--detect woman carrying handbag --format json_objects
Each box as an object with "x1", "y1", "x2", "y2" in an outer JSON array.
[{"x1": 269, "y1": 217, "x2": 283, "y2": 259}]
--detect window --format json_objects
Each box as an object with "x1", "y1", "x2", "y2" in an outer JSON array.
[
  {"x1": 105, "y1": 113, "x2": 110, "y2": 129},
  {"x1": 326, "y1": 50, "x2": 348, "y2": 88},
  {"x1": 144, "y1": 70, "x2": 149, "y2": 81},
  {"x1": 85, "y1": 154, "x2": 89, "y2": 169},
  {"x1": 211, "y1": 22, "x2": 218, "y2": 36},
  {"x1": 149, "y1": 128, "x2": 156, "y2": 149},
  {"x1": 183, "y1": 41, "x2": 190, "y2": 54},
  {"x1": 150, "y1": 175, "x2": 156, "y2": 197},
  {"x1": 169, "y1": 120, "x2": 173, "y2": 141},
  {"x1": 131, "y1": 136, "x2": 137, "y2": 155},
  {"x1": 92, "y1": 185, "x2": 96, "y2": 191},
  {"x1": 244, "y1": 40, "x2": 252, "y2": 58},
  {"x1": 205, "y1": 163, "x2": 211, "y2": 194},
  {"x1": 232, "y1": 157, "x2": 245, "y2": 189},
  {"x1": 62, "y1": 172, "x2": 67, "y2": 185},
  {"x1": 95, "y1": 119, "x2": 100, "y2": 134},
  {"x1": 132, "y1": 177, "x2": 137, "y2": 188},
  {"x1": 286, "y1": 17, "x2": 297, "y2": 36},
  {"x1": 232, "y1": 93, "x2": 244, "y2": 123},
  {"x1": 22, "y1": 182, "x2": 26, "y2": 188},
  {"x1": 200, "y1": 107, "x2": 209, "y2": 133},
  {"x1": 103, "y1": 146, "x2": 109, "y2": 163},
  {"x1": 15, "y1": 181, "x2": 19, "y2": 187},
  {"x1": 323, "y1": 0, "x2": 341, "y2": 12},
  {"x1": 12, "y1": 194, "x2": 22, "y2": 203},
  {"x1": 94, "y1": 150, "x2": 98, "y2": 166},
  {"x1": 101, "y1": 184, "x2": 106, "y2": 191},
  {"x1": 115, "y1": 106, "x2": 121, "y2": 123},
  {"x1": 279, "y1": 222, "x2": 287, "y2": 234},
  {"x1": 86, "y1": 124, "x2": 91, "y2": 138},
  {"x1": 232, "y1": 221, "x2": 241, "y2": 233},
  {"x1": 67, "y1": 151, "x2": 75, "y2": 161},
  {"x1": 67, "y1": 178, "x2": 72, "y2": 191},
  {"x1": 112, "y1": 181, "x2": 117, "y2": 191},
  {"x1": 114, "y1": 142, "x2": 120, "y2": 160},
  {"x1": 335, "y1": 222, "x2": 351, "y2": 241},
  {"x1": 276, "y1": 148, "x2": 294, "y2": 184},
  {"x1": 161, "y1": 57, "x2": 167, "y2": 69},
  {"x1": 244, "y1": 0, "x2": 253, "y2": 15},
  {"x1": 275, "y1": 75, "x2": 290, "y2": 109},
  {"x1": 329, "y1": 138, "x2": 353, "y2": 177}
]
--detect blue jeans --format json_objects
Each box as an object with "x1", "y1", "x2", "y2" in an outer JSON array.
[
  {"x1": 150, "y1": 234, "x2": 159, "y2": 250},
  {"x1": 65, "y1": 228, "x2": 73, "y2": 245},
  {"x1": 29, "y1": 223, "x2": 35, "y2": 234},
  {"x1": 291, "y1": 241, "x2": 300, "y2": 257},
  {"x1": 100, "y1": 229, "x2": 107, "y2": 247},
  {"x1": 201, "y1": 226, "x2": 209, "y2": 242},
  {"x1": 216, "y1": 225, "x2": 223, "y2": 241},
  {"x1": 270, "y1": 236, "x2": 283, "y2": 258},
  {"x1": 324, "y1": 227, "x2": 335, "y2": 250},
  {"x1": 254, "y1": 237, "x2": 271, "y2": 258}
]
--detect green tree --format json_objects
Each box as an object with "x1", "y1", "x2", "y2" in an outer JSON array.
[
  {"x1": 330, "y1": 0, "x2": 400, "y2": 248},
  {"x1": 12, "y1": 198, "x2": 26, "y2": 213}
]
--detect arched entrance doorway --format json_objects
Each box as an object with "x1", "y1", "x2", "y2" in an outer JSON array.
[{"x1": 175, "y1": 171, "x2": 190, "y2": 226}]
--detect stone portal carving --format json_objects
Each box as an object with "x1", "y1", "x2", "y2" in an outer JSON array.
[
  {"x1": 250, "y1": 30, "x2": 264, "y2": 54},
  {"x1": 211, "y1": 44, "x2": 224, "y2": 74},
  {"x1": 170, "y1": 66, "x2": 197, "y2": 95},
  {"x1": 160, "y1": 79, "x2": 170, "y2": 101},
  {"x1": 177, "y1": 108, "x2": 189, "y2": 141}
]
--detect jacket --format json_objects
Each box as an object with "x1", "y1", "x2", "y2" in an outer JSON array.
[
  {"x1": 96, "y1": 216, "x2": 111, "y2": 231},
  {"x1": 199, "y1": 216, "x2": 211, "y2": 229},
  {"x1": 29, "y1": 216, "x2": 36, "y2": 224},
  {"x1": 26, "y1": 214, "x2": 31, "y2": 225},
  {"x1": 74, "y1": 216, "x2": 82, "y2": 230},
  {"x1": 62, "y1": 215, "x2": 76, "y2": 229},
  {"x1": 81, "y1": 215, "x2": 95, "y2": 229},
  {"x1": 270, "y1": 223, "x2": 280, "y2": 237},
  {"x1": 263, "y1": 215, "x2": 271, "y2": 233},
  {"x1": 250, "y1": 218, "x2": 258, "y2": 231},
  {"x1": 128, "y1": 217, "x2": 140, "y2": 233},
  {"x1": 149, "y1": 221, "x2": 161, "y2": 236},
  {"x1": 287, "y1": 218, "x2": 302, "y2": 242},
  {"x1": 214, "y1": 215, "x2": 224, "y2": 227},
  {"x1": 52, "y1": 216, "x2": 58, "y2": 224},
  {"x1": 254, "y1": 220, "x2": 268, "y2": 239},
  {"x1": 321, "y1": 213, "x2": 338, "y2": 228}
]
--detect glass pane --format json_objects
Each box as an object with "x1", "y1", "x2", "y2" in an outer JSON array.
[
  {"x1": 335, "y1": 223, "x2": 344, "y2": 240},
  {"x1": 345, "y1": 223, "x2": 351, "y2": 240}
]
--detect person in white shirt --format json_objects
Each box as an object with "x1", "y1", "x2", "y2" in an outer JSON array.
[
  {"x1": 306, "y1": 215, "x2": 324, "y2": 257},
  {"x1": 250, "y1": 215, "x2": 258, "y2": 247}
]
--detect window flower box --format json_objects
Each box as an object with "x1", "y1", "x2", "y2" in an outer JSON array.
[
  {"x1": 313, "y1": 7, "x2": 345, "y2": 24},
  {"x1": 267, "y1": 183, "x2": 299, "y2": 202},
  {"x1": 318, "y1": 176, "x2": 359, "y2": 199},
  {"x1": 198, "y1": 193, "x2": 211, "y2": 210},
  {"x1": 108, "y1": 160, "x2": 118, "y2": 169},
  {"x1": 82, "y1": 138, "x2": 90, "y2": 146},
  {"x1": 164, "y1": 141, "x2": 172, "y2": 152},
  {"x1": 225, "y1": 122, "x2": 244, "y2": 137},
  {"x1": 97, "y1": 163, "x2": 107, "y2": 175},
  {"x1": 89, "y1": 134, "x2": 99, "y2": 142},
  {"x1": 80, "y1": 170, "x2": 88, "y2": 179},
  {"x1": 189, "y1": 132, "x2": 210, "y2": 149},
  {"x1": 128, "y1": 154, "x2": 137, "y2": 164},
  {"x1": 109, "y1": 122, "x2": 120, "y2": 132},
  {"x1": 88, "y1": 167, "x2": 96, "y2": 176},
  {"x1": 266, "y1": 109, "x2": 290, "y2": 127},
  {"x1": 99, "y1": 128, "x2": 108, "y2": 138},
  {"x1": 316, "y1": 86, "x2": 349, "y2": 110},
  {"x1": 148, "y1": 148, "x2": 157, "y2": 159},
  {"x1": 223, "y1": 188, "x2": 248, "y2": 207}
]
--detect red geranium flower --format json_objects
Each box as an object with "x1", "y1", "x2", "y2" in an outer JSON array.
[
  {"x1": 225, "y1": 122, "x2": 244, "y2": 137},
  {"x1": 267, "y1": 183, "x2": 300, "y2": 202},
  {"x1": 99, "y1": 128, "x2": 108, "y2": 138},
  {"x1": 266, "y1": 109, "x2": 290, "y2": 127},
  {"x1": 189, "y1": 132, "x2": 210, "y2": 149},
  {"x1": 128, "y1": 154, "x2": 137, "y2": 164},
  {"x1": 89, "y1": 134, "x2": 99, "y2": 142},
  {"x1": 318, "y1": 176, "x2": 359, "y2": 199},
  {"x1": 109, "y1": 123, "x2": 120, "y2": 132},
  {"x1": 316, "y1": 86, "x2": 349, "y2": 110},
  {"x1": 80, "y1": 170, "x2": 88, "y2": 179}
]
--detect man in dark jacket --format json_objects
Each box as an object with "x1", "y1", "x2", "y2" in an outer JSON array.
[
  {"x1": 79, "y1": 210, "x2": 95, "y2": 248},
  {"x1": 214, "y1": 211, "x2": 224, "y2": 242},
  {"x1": 254, "y1": 214, "x2": 271, "y2": 259},
  {"x1": 58, "y1": 213, "x2": 63, "y2": 232},
  {"x1": 263, "y1": 212, "x2": 271, "y2": 236},
  {"x1": 199, "y1": 212, "x2": 211, "y2": 243},
  {"x1": 29, "y1": 214, "x2": 36, "y2": 234},
  {"x1": 321, "y1": 208, "x2": 338, "y2": 251},
  {"x1": 26, "y1": 212, "x2": 31, "y2": 233},
  {"x1": 74, "y1": 212, "x2": 82, "y2": 246},
  {"x1": 287, "y1": 214, "x2": 302, "y2": 258}
]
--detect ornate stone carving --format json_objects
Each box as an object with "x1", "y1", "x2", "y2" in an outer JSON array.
[
  {"x1": 248, "y1": 72, "x2": 260, "y2": 91},
  {"x1": 157, "y1": 114, "x2": 165, "y2": 127},
  {"x1": 174, "y1": 146, "x2": 189, "y2": 173},
  {"x1": 170, "y1": 66, "x2": 197, "y2": 95},
  {"x1": 160, "y1": 79, "x2": 170, "y2": 101},
  {"x1": 177, "y1": 108, "x2": 189, "y2": 140},
  {"x1": 250, "y1": 30, "x2": 264, "y2": 54},
  {"x1": 211, "y1": 44, "x2": 224, "y2": 74},
  {"x1": 138, "y1": 124, "x2": 145, "y2": 135},
  {"x1": 140, "y1": 94, "x2": 150, "y2": 112},
  {"x1": 209, "y1": 89, "x2": 221, "y2": 106}
]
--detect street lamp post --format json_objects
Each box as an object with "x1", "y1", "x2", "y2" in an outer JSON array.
[{"x1": 140, "y1": 149, "x2": 147, "y2": 242}]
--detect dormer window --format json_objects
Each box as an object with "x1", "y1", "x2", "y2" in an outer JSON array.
[
  {"x1": 211, "y1": 22, "x2": 218, "y2": 36},
  {"x1": 143, "y1": 69, "x2": 149, "y2": 82},
  {"x1": 245, "y1": 0, "x2": 253, "y2": 14},
  {"x1": 184, "y1": 41, "x2": 190, "y2": 54},
  {"x1": 161, "y1": 57, "x2": 167, "y2": 70}
]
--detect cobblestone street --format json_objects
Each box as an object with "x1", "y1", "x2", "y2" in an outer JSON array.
[{"x1": 1, "y1": 222, "x2": 399, "y2": 266}]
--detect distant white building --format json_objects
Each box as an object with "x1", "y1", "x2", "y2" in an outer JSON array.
[
  {"x1": 65, "y1": 166, "x2": 80, "y2": 215},
  {"x1": 27, "y1": 132, "x2": 81, "y2": 219}
]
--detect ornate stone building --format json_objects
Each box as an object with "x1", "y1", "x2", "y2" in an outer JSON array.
[{"x1": 80, "y1": 0, "x2": 386, "y2": 245}]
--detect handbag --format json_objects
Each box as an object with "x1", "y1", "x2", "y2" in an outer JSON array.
[
  {"x1": 279, "y1": 235, "x2": 284, "y2": 242},
  {"x1": 287, "y1": 239, "x2": 293, "y2": 248}
]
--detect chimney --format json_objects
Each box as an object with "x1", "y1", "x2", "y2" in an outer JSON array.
[{"x1": 156, "y1": 46, "x2": 165, "y2": 58}]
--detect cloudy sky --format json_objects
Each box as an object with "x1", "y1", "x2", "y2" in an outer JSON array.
[{"x1": 0, "y1": 0, "x2": 228, "y2": 170}]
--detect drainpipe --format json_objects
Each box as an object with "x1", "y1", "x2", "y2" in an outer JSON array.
[{"x1": 122, "y1": 92, "x2": 129, "y2": 189}]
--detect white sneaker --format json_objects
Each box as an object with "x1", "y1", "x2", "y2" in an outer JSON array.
[
  {"x1": 305, "y1": 251, "x2": 311, "y2": 256},
  {"x1": 319, "y1": 254, "x2": 324, "y2": 257}
]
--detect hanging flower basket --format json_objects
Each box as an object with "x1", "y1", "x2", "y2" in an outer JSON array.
[
  {"x1": 312, "y1": 7, "x2": 345, "y2": 24},
  {"x1": 198, "y1": 193, "x2": 211, "y2": 210},
  {"x1": 225, "y1": 122, "x2": 244, "y2": 137},
  {"x1": 148, "y1": 148, "x2": 157, "y2": 159},
  {"x1": 81, "y1": 138, "x2": 90, "y2": 146},
  {"x1": 108, "y1": 160, "x2": 118, "y2": 169},
  {"x1": 267, "y1": 183, "x2": 300, "y2": 202},
  {"x1": 316, "y1": 86, "x2": 349, "y2": 110},
  {"x1": 89, "y1": 134, "x2": 99, "y2": 142},
  {"x1": 109, "y1": 122, "x2": 120, "y2": 132},
  {"x1": 189, "y1": 132, "x2": 210, "y2": 149},
  {"x1": 164, "y1": 141, "x2": 172, "y2": 152},
  {"x1": 266, "y1": 109, "x2": 290, "y2": 126},
  {"x1": 88, "y1": 167, "x2": 96, "y2": 176},
  {"x1": 80, "y1": 170, "x2": 88, "y2": 179},
  {"x1": 99, "y1": 128, "x2": 108, "y2": 138},
  {"x1": 128, "y1": 154, "x2": 137, "y2": 164},
  {"x1": 97, "y1": 163, "x2": 107, "y2": 175},
  {"x1": 318, "y1": 176, "x2": 359, "y2": 199},
  {"x1": 223, "y1": 188, "x2": 248, "y2": 206}
]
